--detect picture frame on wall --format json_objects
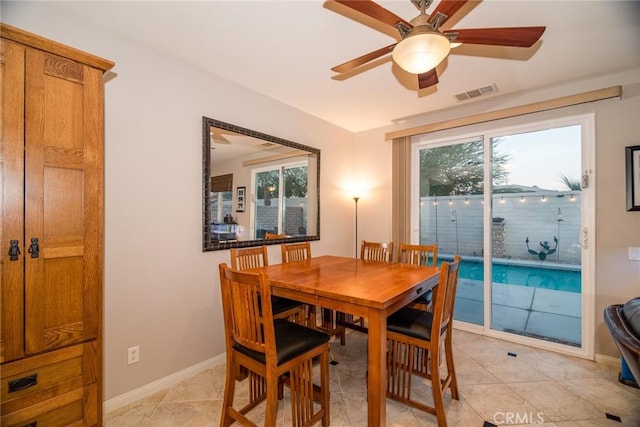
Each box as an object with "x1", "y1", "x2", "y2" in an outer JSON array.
[
  {"x1": 626, "y1": 145, "x2": 640, "y2": 211},
  {"x1": 236, "y1": 186, "x2": 246, "y2": 212}
]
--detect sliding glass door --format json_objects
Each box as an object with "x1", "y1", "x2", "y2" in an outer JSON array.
[
  {"x1": 489, "y1": 125, "x2": 583, "y2": 347},
  {"x1": 412, "y1": 115, "x2": 594, "y2": 355}
]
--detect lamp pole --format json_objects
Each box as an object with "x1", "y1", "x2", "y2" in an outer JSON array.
[{"x1": 354, "y1": 196, "x2": 360, "y2": 258}]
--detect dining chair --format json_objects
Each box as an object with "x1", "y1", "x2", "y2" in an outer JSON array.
[
  {"x1": 397, "y1": 243, "x2": 438, "y2": 311},
  {"x1": 280, "y1": 241, "x2": 311, "y2": 263},
  {"x1": 230, "y1": 246, "x2": 305, "y2": 323},
  {"x1": 360, "y1": 240, "x2": 394, "y2": 262},
  {"x1": 264, "y1": 232, "x2": 286, "y2": 239},
  {"x1": 218, "y1": 263, "x2": 330, "y2": 427},
  {"x1": 339, "y1": 241, "x2": 395, "y2": 332},
  {"x1": 385, "y1": 255, "x2": 461, "y2": 426},
  {"x1": 281, "y1": 241, "x2": 347, "y2": 345}
]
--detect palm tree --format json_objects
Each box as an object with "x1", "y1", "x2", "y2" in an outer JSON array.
[{"x1": 560, "y1": 174, "x2": 581, "y2": 191}]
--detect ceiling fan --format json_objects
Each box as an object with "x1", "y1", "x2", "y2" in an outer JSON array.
[
  {"x1": 331, "y1": 0, "x2": 546, "y2": 89},
  {"x1": 210, "y1": 127, "x2": 231, "y2": 145}
]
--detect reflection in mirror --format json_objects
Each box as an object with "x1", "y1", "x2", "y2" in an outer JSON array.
[{"x1": 203, "y1": 117, "x2": 320, "y2": 251}]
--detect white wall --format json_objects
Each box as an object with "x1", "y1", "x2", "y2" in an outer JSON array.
[
  {"x1": 354, "y1": 69, "x2": 640, "y2": 358},
  {"x1": 2, "y1": 1, "x2": 355, "y2": 401}
]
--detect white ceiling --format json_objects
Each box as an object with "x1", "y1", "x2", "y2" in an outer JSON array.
[{"x1": 52, "y1": 0, "x2": 639, "y2": 133}]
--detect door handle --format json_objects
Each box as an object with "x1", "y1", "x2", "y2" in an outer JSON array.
[
  {"x1": 28, "y1": 238, "x2": 39, "y2": 258},
  {"x1": 9, "y1": 240, "x2": 20, "y2": 261}
]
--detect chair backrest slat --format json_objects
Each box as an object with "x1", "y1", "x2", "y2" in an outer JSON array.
[
  {"x1": 397, "y1": 243, "x2": 437, "y2": 266},
  {"x1": 230, "y1": 246, "x2": 268, "y2": 270},
  {"x1": 281, "y1": 241, "x2": 311, "y2": 263},
  {"x1": 360, "y1": 241, "x2": 393, "y2": 262}
]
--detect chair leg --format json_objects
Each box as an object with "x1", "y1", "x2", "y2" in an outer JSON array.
[
  {"x1": 236, "y1": 365, "x2": 248, "y2": 381},
  {"x1": 445, "y1": 333, "x2": 459, "y2": 400},
  {"x1": 221, "y1": 358, "x2": 237, "y2": 427},
  {"x1": 430, "y1": 346, "x2": 448, "y2": 427},
  {"x1": 321, "y1": 308, "x2": 347, "y2": 345},
  {"x1": 278, "y1": 374, "x2": 285, "y2": 400},
  {"x1": 307, "y1": 305, "x2": 317, "y2": 328},
  {"x1": 265, "y1": 374, "x2": 280, "y2": 427},
  {"x1": 320, "y1": 348, "x2": 330, "y2": 427}
]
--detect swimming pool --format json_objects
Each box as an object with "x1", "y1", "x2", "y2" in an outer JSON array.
[{"x1": 437, "y1": 259, "x2": 582, "y2": 293}]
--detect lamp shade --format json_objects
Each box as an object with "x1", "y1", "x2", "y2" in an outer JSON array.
[{"x1": 392, "y1": 28, "x2": 451, "y2": 74}]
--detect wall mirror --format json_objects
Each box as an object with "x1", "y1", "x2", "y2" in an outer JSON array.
[{"x1": 202, "y1": 117, "x2": 320, "y2": 251}]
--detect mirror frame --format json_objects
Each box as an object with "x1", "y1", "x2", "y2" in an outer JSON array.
[{"x1": 202, "y1": 117, "x2": 321, "y2": 251}]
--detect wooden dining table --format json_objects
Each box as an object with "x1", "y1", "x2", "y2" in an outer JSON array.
[{"x1": 257, "y1": 255, "x2": 440, "y2": 427}]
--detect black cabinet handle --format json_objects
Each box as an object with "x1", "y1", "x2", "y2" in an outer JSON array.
[
  {"x1": 416, "y1": 287, "x2": 423, "y2": 295},
  {"x1": 28, "y1": 238, "x2": 39, "y2": 258},
  {"x1": 8, "y1": 374, "x2": 38, "y2": 393},
  {"x1": 9, "y1": 240, "x2": 20, "y2": 261}
]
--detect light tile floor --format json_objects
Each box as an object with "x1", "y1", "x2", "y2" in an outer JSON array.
[{"x1": 105, "y1": 330, "x2": 640, "y2": 426}]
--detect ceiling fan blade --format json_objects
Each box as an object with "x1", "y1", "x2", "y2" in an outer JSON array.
[
  {"x1": 334, "y1": 0, "x2": 412, "y2": 29},
  {"x1": 331, "y1": 43, "x2": 397, "y2": 73},
  {"x1": 428, "y1": 0, "x2": 469, "y2": 27},
  {"x1": 444, "y1": 27, "x2": 546, "y2": 47},
  {"x1": 210, "y1": 130, "x2": 231, "y2": 144},
  {"x1": 418, "y1": 69, "x2": 439, "y2": 89}
]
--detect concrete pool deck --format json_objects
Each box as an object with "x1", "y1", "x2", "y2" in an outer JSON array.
[{"x1": 454, "y1": 278, "x2": 582, "y2": 346}]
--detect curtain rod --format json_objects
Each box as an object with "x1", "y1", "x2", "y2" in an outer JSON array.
[{"x1": 385, "y1": 85, "x2": 622, "y2": 140}]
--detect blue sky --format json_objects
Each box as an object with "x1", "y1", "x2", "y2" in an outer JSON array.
[{"x1": 494, "y1": 125, "x2": 581, "y2": 191}]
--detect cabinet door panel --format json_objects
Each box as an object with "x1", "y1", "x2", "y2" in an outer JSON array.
[
  {"x1": 24, "y1": 49, "x2": 102, "y2": 354},
  {"x1": 0, "y1": 39, "x2": 26, "y2": 363}
]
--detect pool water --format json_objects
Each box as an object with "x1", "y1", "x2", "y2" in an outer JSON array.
[{"x1": 458, "y1": 261, "x2": 581, "y2": 293}]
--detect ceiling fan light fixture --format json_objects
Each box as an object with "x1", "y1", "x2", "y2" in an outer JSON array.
[{"x1": 392, "y1": 27, "x2": 450, "y2": 74}]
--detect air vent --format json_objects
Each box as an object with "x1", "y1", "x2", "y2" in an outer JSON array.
[{"x1": 455, "y1": 84, "x2": 498, "y2": 102}]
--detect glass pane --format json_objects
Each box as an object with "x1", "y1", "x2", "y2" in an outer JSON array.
[
  {"x1": 283, "y1": 165, "x2": 308, "y2": 236},
  {"x1": 418, "y1": 139, "x2": 485, "y2": 326},
  {"x1": 254, "y1": 169, "x2": 280, "y2": 239},
  {"x1": 490, "y1": 125, "x2": 582, "y2": 347}
]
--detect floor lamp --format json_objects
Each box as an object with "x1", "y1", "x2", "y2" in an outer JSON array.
[{"x1": 354, "y1": 196, "x2": 359, "y2": 258}]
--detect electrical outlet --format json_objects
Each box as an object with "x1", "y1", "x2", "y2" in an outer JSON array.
[
  {"x1": 629, "y1": 247, "x2": 640, "y2": 261},
  {"x1": 128, "y1": 346, "x2": 140, "y2": 365}
]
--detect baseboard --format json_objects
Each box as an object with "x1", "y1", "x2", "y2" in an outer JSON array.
[
  {"x1": 103, "y1": 353, "x2": 226, "y2": 414},
  {"x1": 595, "y1": 353, "x2": 620, "y2": 368}
]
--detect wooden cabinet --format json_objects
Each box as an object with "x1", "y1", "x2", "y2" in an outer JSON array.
[{"x1": 1, "y1": 24, "x2": 113, "y2": 426}]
